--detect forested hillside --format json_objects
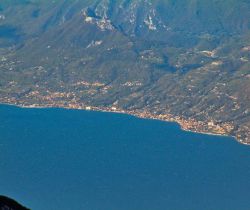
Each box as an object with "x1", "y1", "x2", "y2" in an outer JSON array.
[{"x1": 0, "y1": 0, "x2": 249, "y2": 143}]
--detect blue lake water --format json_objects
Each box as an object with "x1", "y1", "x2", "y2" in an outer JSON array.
[{"x1": 1, "y1": 104, "x2": 250, "y2": 210}]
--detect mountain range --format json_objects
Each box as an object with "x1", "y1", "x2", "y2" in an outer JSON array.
[{"x1": 0, "y1": 0, "x2": 249, "y2": 143}]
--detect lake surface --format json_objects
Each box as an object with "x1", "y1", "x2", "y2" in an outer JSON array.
[{"x1": 1, "y1": 104, "x2": 250, "y2": 210}]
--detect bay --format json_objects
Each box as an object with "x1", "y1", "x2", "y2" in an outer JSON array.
[{"x1": 0, "y1": 104, "x2": 250, "y2": 210}]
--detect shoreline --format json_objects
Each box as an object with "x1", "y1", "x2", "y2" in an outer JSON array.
[{"x1": 1, "y1": 101, "x2": 248, "y2": 146}]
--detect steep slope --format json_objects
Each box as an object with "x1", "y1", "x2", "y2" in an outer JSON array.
[{"x1": 0, "y1": 0, "x2": 249, "y2": 143}]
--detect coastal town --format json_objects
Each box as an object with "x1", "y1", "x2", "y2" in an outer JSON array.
[{"x1": 0, "y1": 89, "x2": 247, "y2": 145}]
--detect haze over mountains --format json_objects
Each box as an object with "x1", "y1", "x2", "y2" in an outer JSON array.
[{"x1": 0, "y1": 0, "x2": 249, "y2": 143}]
